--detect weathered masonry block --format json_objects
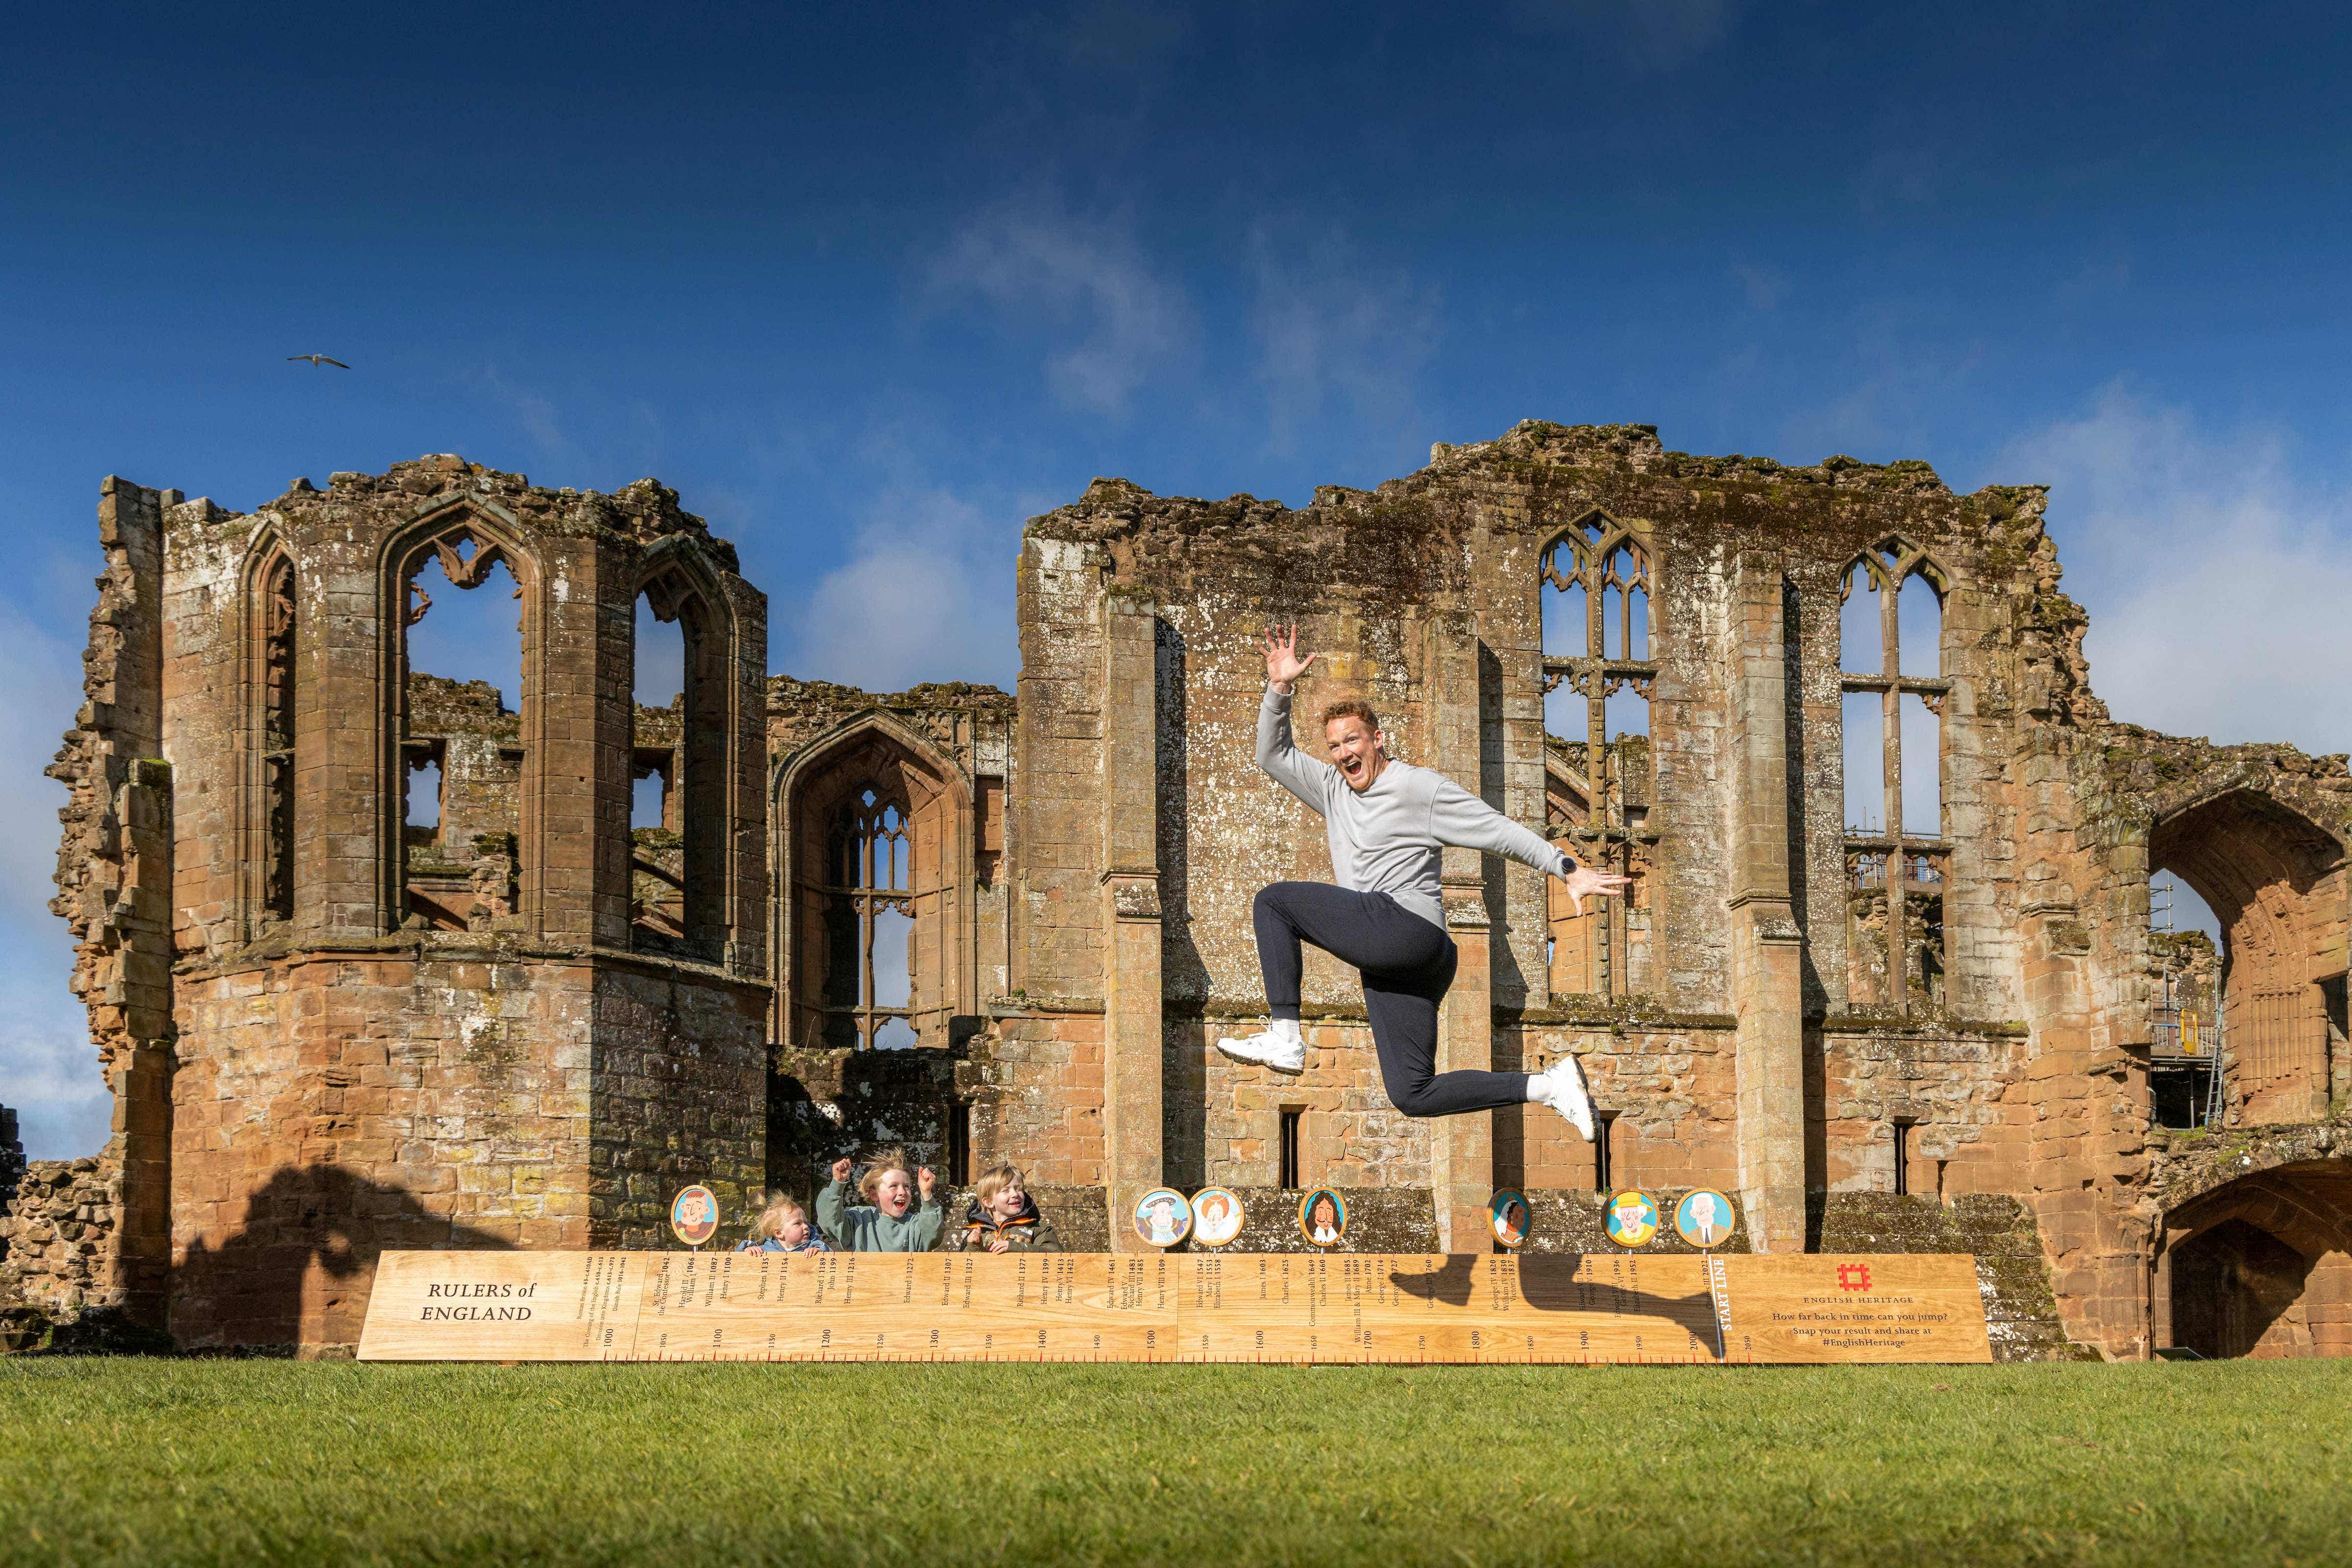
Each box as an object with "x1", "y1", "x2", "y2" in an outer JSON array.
[{"x1": 23, "y1": 426, "x2": 2352, "y2": 1358}]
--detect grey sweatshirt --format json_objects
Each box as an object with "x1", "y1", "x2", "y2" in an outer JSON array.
[
  {"x1": 817, "y1": 1179, "x2": 945, "y2": 1252},
  {"x1": 1256, "y1": 686, "x2": 1576, "y2": 929}
]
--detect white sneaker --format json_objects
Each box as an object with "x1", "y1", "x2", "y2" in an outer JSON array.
[
  {"x1": 1217, "y1": 1026, "x2": 1306, "y2": 1075},
  {"x1": 1533, "y1": 1054, "x2": 1596, "y2": 1142}
]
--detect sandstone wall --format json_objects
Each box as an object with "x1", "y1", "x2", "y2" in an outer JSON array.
[
  {"x1": 41, "y1": 427, "x2": 2352, "y2": 1360},
  {"x1": 1008, "y1": 424, "x2": 2084, "y2": 1261},
  {"x1": 0, "y1": 1160, "x2": 118, "y2": 1317},
  {"x1": 45, "y1": 459, "x2": 775, "y2": 1351}
]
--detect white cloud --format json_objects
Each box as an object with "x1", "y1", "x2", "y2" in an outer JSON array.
[
  {"x1": 923, "y1": 191, "x2": 1191, "y2": 417},
  {"x1": 1249, "y1": 224, "x2": 1441, "y2": 460},
  {"x1": 786, "y1": 486, "x2": 1019, "y2": 693},
  {"x1": 1995, "y1": 385, "x2": 2352, "y2": 749},
  {"x1": 0, "y1": 601, "x2": 107, "y2": 1160},
  {"x1": 1503, "y1": 0, "x2": 1739, "y2": 66},
  {"x1": 0, "y1": 970, "x2": 111, "y2": 1162}
]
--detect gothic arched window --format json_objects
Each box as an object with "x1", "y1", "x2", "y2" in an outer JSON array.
[
  {"x1": 1839, "y1": 538, "x2": 1952, "y2": 1013},
  {"x1": 822, "y1": 785, "x2": 918, "y2": 1049},
  {"x1": 249, "y1": 547, "x2": 296, "y2": 930},
  {"x1": 397, "y1": 526, "x2": 524, "y2": 934},
  {"x1": 1541, "y1": 513, "x2": 1657, "y2": 995}
]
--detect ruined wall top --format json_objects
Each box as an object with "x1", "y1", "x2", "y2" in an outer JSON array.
[
  {"x1": 1022, "y1": 418, "x2": 2071, "y2": 631},
  {"x1": 408, "y1": 673, "x2": 519, "y2": 737},
  {"x1": 1027, "y1": 418, "x2": 2049, "y2": 548},
  {"x1": 149, "y1": 455, "x2": 739, "y2": 572},
  {"x1": 766, "y1": 675, "x2": 1014, "y2": 764},
  {"x1": 2096, "y1": 724, "x2": 2352, "y2": 835}
]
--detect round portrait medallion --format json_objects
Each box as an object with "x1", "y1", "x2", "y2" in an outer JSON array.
[
  {"x1": 1673, "y1": 1188, "x2": 1737, "y2": 1250},
  {"x1": 1190, "y1": 1187, "x2": 1245, "y2": 1248},
  {"x1": 669, "y1": 1184, "x2": 720, "y2": 1249},
  {"x1": 1132, "y1": 1186, "x2": 1194, "y2": 1249},
  {"x1": 1602, "y1": 1188, "x2": 1661, "y2": 1249},
  {"x1": 1298, "y1": 1187, "x2": 1348, "y2": 1250},
  {"x1": 1489, "y1": 1189, "x2": 1532, "y2": 1250}
]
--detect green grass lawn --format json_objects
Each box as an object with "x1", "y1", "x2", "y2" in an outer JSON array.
[{"x1": 1, "y1": 1359, "x2": 2346, "y2": 1567}]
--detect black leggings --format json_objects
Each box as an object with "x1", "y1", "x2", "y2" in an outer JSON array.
[{"x1": 1250, "y1": 881, "x2": 1533, "y2": 1118}]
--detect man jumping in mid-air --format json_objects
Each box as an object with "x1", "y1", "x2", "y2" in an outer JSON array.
[{"x1": 1217, "y1": 625, "x2": 1627, "y2": 1140}]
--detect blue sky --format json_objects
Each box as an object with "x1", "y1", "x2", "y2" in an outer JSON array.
[{"x1": 4, "y1": 1, "x2": 2347, "y2": 1154}]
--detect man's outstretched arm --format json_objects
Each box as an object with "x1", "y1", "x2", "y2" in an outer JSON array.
[
  {"x1": 1255, "y1": 624, "x2": 1334, "y2": 810},
  {"x1": 1257, "y1": 686, "x2": 1336, "y2": 808},
  {"x1": 1428, "y1": 777, "x2": 1631, "y2": 913}
]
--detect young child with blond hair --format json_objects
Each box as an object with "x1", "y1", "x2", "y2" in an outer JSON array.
[
  {"x1": 945, "y1": 1163, "x2": 1063, "y2": 1253},
  {"x1": 738, "y1": 1192, "x2": 831, "y2": 1253},
  {"x1": 816, "y1": 1153, "x2": 944, "y2": 1252}
]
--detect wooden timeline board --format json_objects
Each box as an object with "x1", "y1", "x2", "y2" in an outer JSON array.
[{"x1": 358, "y1": 1250, "x2": 1991, "y2": 1364}]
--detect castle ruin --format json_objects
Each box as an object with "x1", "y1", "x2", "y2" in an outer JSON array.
[{"x1": 5, "y1": 423, "x2": 2346, "y2": 1358}]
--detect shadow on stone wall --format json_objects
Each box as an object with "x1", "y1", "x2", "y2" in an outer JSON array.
[
  {"x1": 173, "y1": 1165, "x2": 514, "y2": 1353},
  {"x1": 2171, "y1": 1218, "x2": 2315, "y2": 1358}
]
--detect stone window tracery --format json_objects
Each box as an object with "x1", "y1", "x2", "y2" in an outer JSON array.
[
  {"x1": 783, "y1": 728, "x2": 974, "y2": 1053},
  {"x1": 1541, "y1": 513, "x2": 1657, "y2": 996},
  {"x1": 823, "y1": 785, "x2": 918, "y2": 1050},
  {"x1": 254, "y1": 550, "x2": 296, "y2": 928},
  {"x1": 1839, "y1": 538, "x2": 1950, "y2": 1013}
]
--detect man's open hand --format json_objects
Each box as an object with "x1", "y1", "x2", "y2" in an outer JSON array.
[
  {"x1": 1264, "y1": 623, "x2": 1317, "y2": 691},
  {"x1": 1561, "y1": 862, "x2": 1632, "y2": 915}
]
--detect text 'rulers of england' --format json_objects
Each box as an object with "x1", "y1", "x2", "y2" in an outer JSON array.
[{"x1": 358, "y1": 1250, "x2": 1992, "y2": 1364}]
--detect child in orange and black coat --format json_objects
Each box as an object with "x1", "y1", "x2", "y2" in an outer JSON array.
[{"x1": 944, "y1": 1164, "x2": 1063, "y2": 1253}]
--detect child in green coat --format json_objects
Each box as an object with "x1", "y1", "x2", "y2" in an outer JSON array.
[{"x1": 817, "y1": 1155, "x2": 944, "y2": 1252}]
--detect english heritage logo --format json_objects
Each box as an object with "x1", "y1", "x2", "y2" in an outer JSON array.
[{"x1": 1835, "y1": 1263, "x2": 1873, "y2": 1292}]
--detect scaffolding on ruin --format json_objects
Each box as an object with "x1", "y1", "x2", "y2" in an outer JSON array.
[{"x1": 2149, "y1": 874, "x2": 2229, "y2": 1131}]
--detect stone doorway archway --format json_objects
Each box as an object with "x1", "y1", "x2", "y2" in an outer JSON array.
[{"x1": 2156, "y1": 1158, "x2": 2352, "y2": 1358}]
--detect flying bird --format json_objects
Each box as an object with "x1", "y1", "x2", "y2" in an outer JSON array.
[{"x1": 287, "y1": 355, "x2": 350, "y2": 368}]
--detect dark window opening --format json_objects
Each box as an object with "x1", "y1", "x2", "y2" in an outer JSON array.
[
  {"x1": 946, "y1": 1101, "x2": 971, "y2": 1186},
  {"x1": 1892, "y1": 1120, "x2": 1913, "y2": 1196},
  {"x1": 1594, "y1": 1112, "x2": 1617, "y2": 1193},
  {"x1": 1278, "y1": 1107, "x2": 1303, "y2": 1191},
  {"x1": 258, "y1": 554, "x2": 296, "y2": 926},
  {"x1": 2153, "y1": 1066, "x2": 2219, "y2": 1130}
]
